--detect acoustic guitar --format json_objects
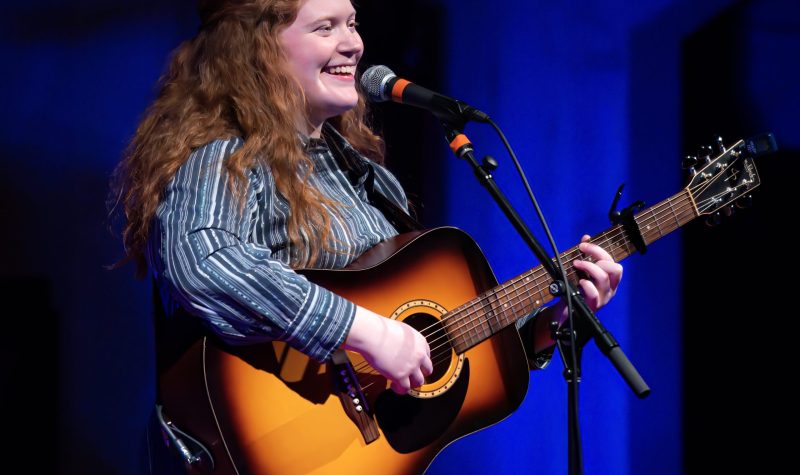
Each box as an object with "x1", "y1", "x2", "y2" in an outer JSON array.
[{"x1": 158, "y1": 135, "x2": 775, "y2": 474}]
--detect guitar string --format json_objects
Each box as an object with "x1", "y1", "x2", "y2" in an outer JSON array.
[
  {"x1": 397, "y1": 177, "x2": 742, "y2": 383},
  {"x1": 352, "y1": 195, "x2": 703, "y2": 381},
  {"x1": 351, "y1": 228, "x2": 633, "y2": 385},
  {"x1": 431, "y1": 192, "x2": 710, "y2": 355},
  {"x1": 352, "y1": 175, "x2": 748, "y2": 386},
  {"x1": 352, "y1": 193, "x2": 703, "y2": 379},
  {"x1": 356, "y1": 193, "x2": 726, "y2": 390},
  {"x1": 351, "y1": 192, "x2": 691, "y2": 371},
  {"x1": 422, "y1": 179, "x2": 740, "y2": 359},
  {"x1": 353, "y1": 214, "x2": 651, "y2": 388},
  {"x1": 355, "y1": 197, "x2": 705, "y2": 391}
]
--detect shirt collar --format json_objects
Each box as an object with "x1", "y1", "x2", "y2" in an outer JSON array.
[{"x1": 297, "y1": 132, "x2": 329, "y2": 153}]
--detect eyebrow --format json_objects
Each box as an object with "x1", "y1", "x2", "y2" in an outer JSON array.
[{"x1": 303, "y1": 10, "x2": 357, "y2": 26}]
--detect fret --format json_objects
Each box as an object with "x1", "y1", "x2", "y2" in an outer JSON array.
[
  {"x1": 652, "y1": 205, "x2": 664, "y2": 239},
  {"x1": 447, "y1": 189, "x2": 705, "y2": 354},
  {"x1": 668, "y1": 195, "x2": 681, "y2": 230},
  {"x1": 446, "y1": 134, "x2": 759, "y2": 352}
]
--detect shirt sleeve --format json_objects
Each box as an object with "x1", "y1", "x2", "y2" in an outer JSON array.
[
  {"x1": 150, "y1": 139, "x2": 355, "y2": 362},
  {"x1": 516, "y1": 307, "x2": 555, "y2": 370}
]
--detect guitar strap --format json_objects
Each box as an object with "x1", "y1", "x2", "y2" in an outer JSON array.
[
  {"x1": 322, "y1": 125, "x2": 424, "y2": 234},
  {"x1": 365, "y1": 166, "x2": 425, "y2": 233}
]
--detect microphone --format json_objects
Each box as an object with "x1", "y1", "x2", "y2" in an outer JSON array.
[{"x1": 360, "y1": 65, "x2": 490, "y2": 124}]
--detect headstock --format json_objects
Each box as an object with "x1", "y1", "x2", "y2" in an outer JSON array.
[{"x1": 683, "y1": 133, "x2": 777, "y2": 225}]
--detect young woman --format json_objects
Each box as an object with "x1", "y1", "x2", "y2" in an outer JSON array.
[{"x1": 110, "y1": 0, "x2": 622, "y2": 472}]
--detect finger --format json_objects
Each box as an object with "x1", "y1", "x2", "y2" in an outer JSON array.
[
  {"x1": 391, "y1": 378, "x2": 410, "y2": 395},
  {"x1": 594, "y1": 260, "x2": 623, "y2": 292},
  {"x1": 420, "y1": 335, "x2": 431, "y2": 359},
  {"x1": 410, "y1": 369, "x2": 426, "y2": 389},
  {"x1": 579, "y1": 241, "x2": 614, "y2": 263},
  {"x1": 421, "y1": 354, "x2": 434, "y2": 376},
  {"x1": 573, "y1": 259, "x2": 611, "y2": 294},
  {"x1": 578, "y1": 279, "x2": 601, "y2": 310},
  {"x1": 581, "y1": 234, "x2": 591, "y2": 243}
]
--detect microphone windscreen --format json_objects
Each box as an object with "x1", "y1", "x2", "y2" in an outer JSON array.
[{"x1": 360, "y1": 65, "x2": 396, "y2": 103}]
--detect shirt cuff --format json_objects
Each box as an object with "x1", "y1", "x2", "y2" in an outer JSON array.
[{"x1": 285, "y1": 283, "x2": 356, "y2": 362}]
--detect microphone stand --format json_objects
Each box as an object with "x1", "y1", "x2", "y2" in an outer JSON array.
[{"x1": 439, "y1": 120, "x2": 650, "y2": 475}]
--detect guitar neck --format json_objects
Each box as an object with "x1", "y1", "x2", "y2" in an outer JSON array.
[{"x1": 445, "y1": 190, "x2": 698, "y2": 354}]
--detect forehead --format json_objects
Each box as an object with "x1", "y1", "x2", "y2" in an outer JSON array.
[{"x1": 294, "y1": 0, "x2": 356, "y2": 22}]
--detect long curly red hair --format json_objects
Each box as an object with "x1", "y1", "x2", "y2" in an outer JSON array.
[{"x1": 110, "y1": 0, "x2": 384, "y2": 276}]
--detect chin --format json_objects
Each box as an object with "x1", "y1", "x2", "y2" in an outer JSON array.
[{"x1": 321, "y1": 103, "x2": 359, "y2": 119}]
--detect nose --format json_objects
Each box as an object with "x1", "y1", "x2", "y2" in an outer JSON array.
[{"x1": 338, "y1": 29, "x2": 363, "y2": 57}]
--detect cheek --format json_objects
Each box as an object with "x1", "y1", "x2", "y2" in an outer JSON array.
[
  {"x1": 279, "y1": 35, "x2": 314, "y2": 74},
  {"x1": 283, "y1": 53, "x2": 318, "y2": 89}
]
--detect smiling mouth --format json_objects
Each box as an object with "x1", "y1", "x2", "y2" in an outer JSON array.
[{"x1": 323, "y1": 65, "x2": 357, "y2": 77}]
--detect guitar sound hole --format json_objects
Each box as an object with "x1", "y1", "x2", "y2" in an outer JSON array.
[{"x1": 402, "y1": 312, "x2": 451, "y2": 382}]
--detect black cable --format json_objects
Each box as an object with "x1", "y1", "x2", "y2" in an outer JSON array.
[{"x1": 485, "y1": 117, "x2": 583, "y2": 474}]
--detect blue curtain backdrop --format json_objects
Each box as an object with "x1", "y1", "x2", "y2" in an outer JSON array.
[{"x1": 1, "y1": 1, "x2": 797, "y2": 473}]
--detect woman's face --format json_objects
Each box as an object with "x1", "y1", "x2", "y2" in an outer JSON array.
[{"x1": 279, "y1": 0, "x2": 363, "y2": 133}]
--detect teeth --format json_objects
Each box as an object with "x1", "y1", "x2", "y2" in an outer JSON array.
[{"x1": 325, "y1": 65, "x2": 356, "y2": 75}]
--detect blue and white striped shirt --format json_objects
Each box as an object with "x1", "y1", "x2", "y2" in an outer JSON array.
[{"x1": 147, "y1": 124, "x2": 409, "y2": 362}]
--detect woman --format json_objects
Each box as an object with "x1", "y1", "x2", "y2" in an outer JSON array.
[{"x1": 110, "y1": 0, "x2": 622, "y2": 472}]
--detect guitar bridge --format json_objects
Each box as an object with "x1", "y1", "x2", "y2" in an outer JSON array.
[{"x1": 329, "y1": 350, "x2": 380, "y2": 444}]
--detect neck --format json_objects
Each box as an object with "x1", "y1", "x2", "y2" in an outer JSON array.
[
  {"x1": 306, "y1": 122, "x2": 323, "y2": 138},
  {"x1": 295, "y1": 116, "x2": 324, "y2": 138}
]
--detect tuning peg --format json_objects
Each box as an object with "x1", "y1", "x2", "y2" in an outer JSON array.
[
  {"x1": 705, "y1": 212, "x2": 722, "y2": 227},
  {"x1": 698, "y1": 145, "x2": 714, "y2": 164},
  {"x1": 722, "y1": 204, "x2": 735, "y2": 217},
  {"x1": 682, "y1": 155, "x2": 698, "y2": 181},
  {"x1": 715, "y1": 136, "x2": 726, "y2": 154},
  {"x1": 736, "y1": 194, "x2": 753, "y2": 209}
]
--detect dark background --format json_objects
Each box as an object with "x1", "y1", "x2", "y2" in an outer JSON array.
[
  {"x1": 1, "y1": 0, "x2": 796, "y2": 473},
  {"x1": 682, "y1": 2, "x2": 798, "y2": 468}
]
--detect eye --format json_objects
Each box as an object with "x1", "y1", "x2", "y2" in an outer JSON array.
[
  {"x1": 348, "y1": 20, "x2": 359, "y2": 30},
  {"x1": 315, "y1": 23, "x2": 333, "y2": 33}
]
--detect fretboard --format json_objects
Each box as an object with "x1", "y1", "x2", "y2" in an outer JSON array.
[{"x1": 442, "y1": 190, "x2": 698, "y2": 353}]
